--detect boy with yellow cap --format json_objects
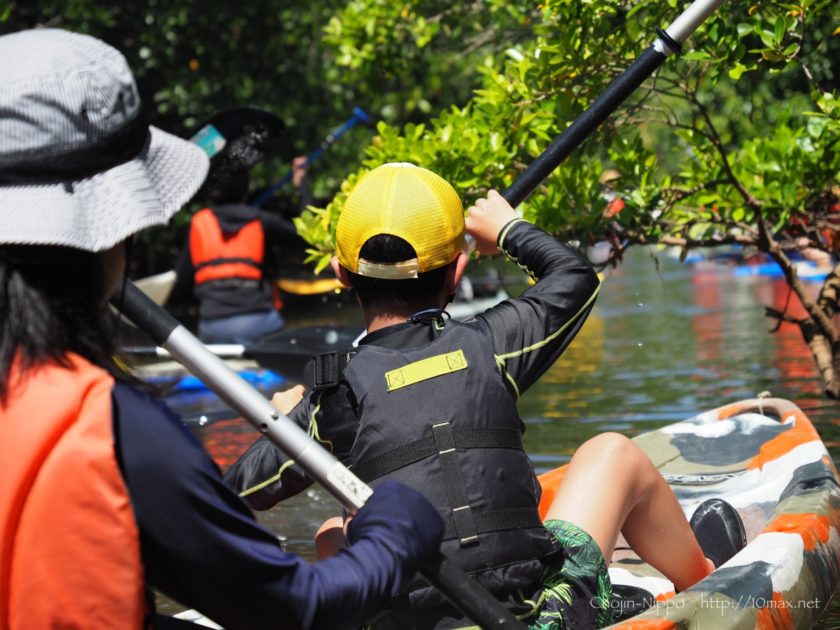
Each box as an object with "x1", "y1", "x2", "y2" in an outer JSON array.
[{"x1": 225, "y1": 163, "x2": 744, "y2": 629}]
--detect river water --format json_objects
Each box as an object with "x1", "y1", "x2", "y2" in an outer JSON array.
[{"x1": 171, "y1": 246, "x2": 840, "y2": 626}]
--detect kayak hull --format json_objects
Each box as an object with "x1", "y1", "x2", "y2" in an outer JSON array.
[{"x1": 537, "y1": 398, "x2": 840, "y2": 629}]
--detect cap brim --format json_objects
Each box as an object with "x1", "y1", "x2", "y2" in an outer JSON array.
[{"x1": 0, "y1": 126, "x2": 209, "y2": 252}]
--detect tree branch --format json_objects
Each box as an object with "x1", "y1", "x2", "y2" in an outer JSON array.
[
  {"x1": 690, "y1": 94, "x2": 763, "y2": 210},
  {"x1": 761, "y1": 230, "x2": 839, "y2": 345},
  {"x1": 620, "y1": 230, "x2": 758, "y2": 248},
  {"x1": 663, "y1": 178, "x2": 730, "y2": 203}
]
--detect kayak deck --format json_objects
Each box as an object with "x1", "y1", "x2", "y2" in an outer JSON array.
[{"x1": 536, "y1": 398, "x2": 840, "y2": 629}]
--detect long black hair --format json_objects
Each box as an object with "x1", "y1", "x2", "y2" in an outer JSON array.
[{"x1": 0, "y1": 245, "x2": 126, "y2": 402}]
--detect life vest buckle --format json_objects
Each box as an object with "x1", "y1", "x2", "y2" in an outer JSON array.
[{"x1": 312, "y1": 350, "x2": 355, "y2": 391}]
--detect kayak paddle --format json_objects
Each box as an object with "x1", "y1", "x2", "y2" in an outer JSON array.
[
  {"x1": 251, "y1": 107, "x2": 372, "y2": 207},
  {"x1": 502, "y1": 0, "x2": 724, "y2": 208}
]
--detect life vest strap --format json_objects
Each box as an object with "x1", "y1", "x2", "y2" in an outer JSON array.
[
  {"x1": 352, "y1": 427, "x2": 523, "y2": 483},
  {"x1": 432, "y1": 421, "x2": 479, "y2": 546},
  {"x1": 195, "y1": 277, "x2": 261, "y2": 290},
  {"x1": 442, "y1": 507, "x2": 544, "y2": 541},
  {"x1": 194, "y1": 256, "x2": 261, "y2": 272}
]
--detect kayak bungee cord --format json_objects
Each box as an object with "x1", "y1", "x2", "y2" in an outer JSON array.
[{"x1": 116, "y1": 0, "x2": 724, "y2": 626}]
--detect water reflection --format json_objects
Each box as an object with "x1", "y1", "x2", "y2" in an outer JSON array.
[{"x1": 521, "y1": 251, "x2": 840, "y2": 457}]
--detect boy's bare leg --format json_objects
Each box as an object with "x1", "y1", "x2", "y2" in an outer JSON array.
[{"x1": 544, "y1": 433, "x2": 713, "y2": 592}]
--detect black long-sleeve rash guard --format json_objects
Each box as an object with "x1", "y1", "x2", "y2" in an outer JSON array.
[{"x1": 224, "y1": 219, "x2": 602, "y2": 509}]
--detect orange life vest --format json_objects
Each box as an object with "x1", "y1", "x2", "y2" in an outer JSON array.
[
  {"x1": 190, "y1": 207, "x2": 264, "y2": 285},
  {"x1": 0, "y1": 355, "x2": 147, "y2": 629},
  {"x1": 604, "y1": 197, "x2": 625, "y2": 218}
]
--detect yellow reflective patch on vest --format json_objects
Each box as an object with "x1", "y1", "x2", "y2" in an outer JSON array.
[{"x1": 385, "y1": 350, "x2": 468, "y2": 392}]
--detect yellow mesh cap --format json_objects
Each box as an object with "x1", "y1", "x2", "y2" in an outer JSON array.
[{"x1": 336, "y1": 163, "x2": 465, "y2": 279}]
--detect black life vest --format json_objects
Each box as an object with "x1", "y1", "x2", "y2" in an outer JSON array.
[{"x1": 326, "y1": 318, "x2": 559, "y2": 607}]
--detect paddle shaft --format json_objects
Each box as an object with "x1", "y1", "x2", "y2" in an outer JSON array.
[
  {"x1": 252, "y1": 107, "x2": 372, "y2": 207},
  {"x1": 121, "y1": 343, "x2": 246, "y2": 358},
  {"x1": 116, "y1": 281, "x2": 524, "y2": 628},
  {"x1": 502, "y1": 0, "x2": 724, "y2": 207}
]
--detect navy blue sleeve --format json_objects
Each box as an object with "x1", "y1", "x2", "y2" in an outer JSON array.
[{"x1": 112, "y1": 383, "x2": 443, "y2": 630}]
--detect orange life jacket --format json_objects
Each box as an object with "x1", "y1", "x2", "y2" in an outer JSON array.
[
  {"x1": 0, "y1": 355, "x2": 147, "y2": 629},
  {"x1": 190, "y1": 207, "x2": 264, "y2": 285},
  {"x1": 604, "y1": 196, "x2": 625, "y2": 218}
]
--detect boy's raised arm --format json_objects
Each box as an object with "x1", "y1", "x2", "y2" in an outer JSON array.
[
  {"x1": 472, "y1": 199, "x2": 601, "y2": 399},
  {"x1": 223, "y1": 392, "x2": 316, "y2": 509}
]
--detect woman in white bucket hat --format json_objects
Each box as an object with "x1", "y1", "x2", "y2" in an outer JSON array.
[{"x1": 0, "y1": 29, "x2": 442, "y2": 629}]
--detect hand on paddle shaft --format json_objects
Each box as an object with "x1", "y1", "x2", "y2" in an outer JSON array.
[
  {"x1": 291, "y1": 156, "x2": 309, "y2": 189},
  {"x1": 272, "y1": 385, "x2": 306, "y2": 414},
  {"x1": 251, "y1": 107, "x2": 372, "y2": 208},
  {"x1": 466, "y1": 190, "x2": 518, "y2": 257}
]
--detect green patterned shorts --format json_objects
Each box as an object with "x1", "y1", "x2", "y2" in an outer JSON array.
[{"x1": 526, "y1": 519, "x2": 614, "y2": 630}]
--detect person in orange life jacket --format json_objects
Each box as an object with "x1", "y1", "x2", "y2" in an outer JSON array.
[
  {"x1": 224, "y1": 163, "x2": 747, "y2": 629},
  {"x1": 599, "y1": 168, "x2": 625, "y2": 219},
  {"x1": 168, "y1": 108, "x2": 309, "y2": 344},
  {"x1": 0, "y1": 30, "x2": 444, "y2": 630}
]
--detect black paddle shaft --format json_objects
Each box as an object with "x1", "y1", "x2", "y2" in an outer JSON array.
[
  {"x1": 503, "y1": 0, "x2": 724, "y2": 207},
  {"x1": 115, "y1": 281, "x2": 525, "y2": 629},
  {"x1": 503, "y1": 45, "x2": 672, "y2": 207}
]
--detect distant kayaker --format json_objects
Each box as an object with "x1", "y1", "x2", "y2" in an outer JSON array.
[
  {"x1": 0, "y1": 30, "x2": 444, "y2": 630},
  {"x1": 225, "y1": 163, "x2": 747, "y2": 628},
  {"x1": 167, "y1": 108, "x2": 309, "y2": 344}
]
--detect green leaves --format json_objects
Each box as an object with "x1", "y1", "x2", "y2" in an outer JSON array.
[
  {"x1": 293, "y1": 0, "x2": 838, "y2": 271},
  {"x1": 5, "y1": 0, "x2": 836, "y2": 283}
]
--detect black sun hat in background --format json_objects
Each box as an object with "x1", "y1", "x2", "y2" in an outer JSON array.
[
  {"x1": 191, "y1": 107, "x2": 286, "y2": 172},
  {"x1": 190, "y1": 107, "x2": 285, "y2": 202}
]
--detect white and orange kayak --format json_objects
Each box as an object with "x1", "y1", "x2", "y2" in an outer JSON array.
[{"x1": 537, "y1": 397, "x2": 840, "y2": 629}]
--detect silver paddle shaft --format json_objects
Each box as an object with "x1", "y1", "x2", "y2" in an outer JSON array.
[{"x1": 164, "y1": 325, "x2": 373, "y2": 509}]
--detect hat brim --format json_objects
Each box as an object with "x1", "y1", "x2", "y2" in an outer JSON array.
[
  {"x1": 194, "y1": 107, "x2": 286, "y2": 175},
  {"x1": 0, "y1": 126, "x2": 209, "y2": 252}
]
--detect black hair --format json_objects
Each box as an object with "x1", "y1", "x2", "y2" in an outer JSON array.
[
  {"x1": 0, "y1": 245, "x2": 126, "y2": 402},
  {"x1": 201, "y1": 170, "x2": 250, "y2": 205},
  {"x1": 346, "y1": 234, "x2": 451, "y2": 310}
]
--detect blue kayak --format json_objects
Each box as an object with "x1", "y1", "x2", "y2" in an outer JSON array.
[
  {"x1": 733, "y1": 260, "x2": 829, "y2": 281},
  {"x1": 147, "y1": 368, "x2": 286, "y2": 393},
  {"x1": 144, "y1": 369, "x2": 286, "y2": 426}
]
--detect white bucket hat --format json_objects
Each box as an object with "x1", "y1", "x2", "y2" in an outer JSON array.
[{"x1": 0, "y1": 29, "x2": 209, "y2": 252}]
